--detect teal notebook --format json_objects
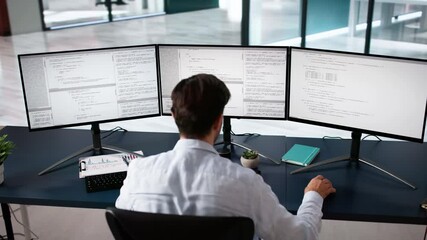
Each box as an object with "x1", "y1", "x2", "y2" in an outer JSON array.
[{"x1": 282, "y1": 144, "x2": 320, "y2": 166}]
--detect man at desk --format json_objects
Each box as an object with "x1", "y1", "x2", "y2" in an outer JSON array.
[{"x1": 116, "y1": 73, "x2": 336, "y2": 240}]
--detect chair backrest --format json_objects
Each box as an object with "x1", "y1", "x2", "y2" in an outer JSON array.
[{"x1": 105, "y1": 207, "x2": 255, "y2": 240}]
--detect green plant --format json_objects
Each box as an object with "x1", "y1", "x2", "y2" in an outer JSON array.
[
  {"x1": 0, "y1": 134, "x2": 15, "y2": 164},
  {"x1": 241, "y1": 149, "x2": 258, "y2": 159}
]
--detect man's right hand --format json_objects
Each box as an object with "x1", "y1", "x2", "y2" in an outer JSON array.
[{"x1": 304, "y1": 175, "x2": 336, "y2": 199}]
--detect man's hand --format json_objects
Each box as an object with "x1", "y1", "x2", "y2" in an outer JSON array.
[{"x1": 304, "y1": 175, "x2": 336, "y2": 199}]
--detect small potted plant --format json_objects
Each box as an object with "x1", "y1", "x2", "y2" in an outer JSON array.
[
  {"x1": 240, "y1": 149, "x2": 260, "y2": 169},
  {"x1": 0, "y1": 134, "x2": 15, "y2": 184}
]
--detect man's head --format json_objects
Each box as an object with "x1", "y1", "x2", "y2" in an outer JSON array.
[{"x1": 171, "y1": 74, "x2": 231, "y2": 139}]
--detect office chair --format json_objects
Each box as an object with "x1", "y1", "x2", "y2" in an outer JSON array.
[{"x1": 105, "y1": 207, "x2": 255, "y2": 240}]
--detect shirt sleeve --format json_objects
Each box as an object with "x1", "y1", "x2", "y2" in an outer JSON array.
[
  {"x1": 250, "y1": 176, "x2": 324, "y2": 240},
  {"x1": 115, "y1": 160, "x2": 137, "y2": 210}
]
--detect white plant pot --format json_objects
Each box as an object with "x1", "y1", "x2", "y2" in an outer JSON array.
[{"x1": 240, "y1": 156, "x2": 260, "y2": 169}]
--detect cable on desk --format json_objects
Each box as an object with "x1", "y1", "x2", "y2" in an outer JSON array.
[
  {"x1": 230, "y1": 130, "x2": 261, "y2": 143},
  {"x1": 8, "y1": 204, "x2": 39, "y2": 240},
  {"x1": 101, "y1": 126, "x2": 128, "y2": 140},
  {"x1": 230, "y1": 130, "x2": 260, "y2": 137},
  {"x1": 322, "y1": 135, "x2": 382, "y2": 141},
  {"x1": 322, "y1": 136, "x2": 343, "y2": 140},
  {"x1": 362, "y1": 134, "x2": 382, "y2": 141}
]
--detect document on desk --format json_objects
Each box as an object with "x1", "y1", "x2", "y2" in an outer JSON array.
[{"x1": 79, "y1": 151, "x2": 143, "y2": 178}]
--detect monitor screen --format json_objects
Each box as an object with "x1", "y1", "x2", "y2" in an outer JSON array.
[
  {"x1": 158, "y1": 45, "x2": 288, "y2": 119},
  {"x1": 19, "y1": 45, "x2": 160, "y2": 130},
  {"x1": 289, "y1": 47, "x2": 427, "y2": 142}
]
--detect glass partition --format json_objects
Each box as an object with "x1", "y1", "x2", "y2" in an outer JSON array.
[
  {"x1": 42, "y1": 0, "x2": 109, "y2": 29},
  {"x1": 305, "y1": 0, "x2": 367, "y2": 53},
  {"x1": 369, "y1": 1, "x2": 427, "y2": 59},
  {"x1": 41, "y1": 0, "x2": 164, "y2": 30},
  {"x1": 39, "y1": 0, "x2": 427, "y2": 60},
  {"x1": 111, "y1": 0, "x2": 164, "y2": 21},
  {"x1": 247, "y1": 0, "x2": 301, "y2": 46}
]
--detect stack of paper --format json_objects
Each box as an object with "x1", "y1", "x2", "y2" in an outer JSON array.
[{"x1": 79, "y1": 151, "x2": 143, "y2": 178}]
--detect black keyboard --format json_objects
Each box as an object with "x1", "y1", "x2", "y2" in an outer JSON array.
[{"x1": 85, "y1": 171, "x2": 127, "y2": 193}]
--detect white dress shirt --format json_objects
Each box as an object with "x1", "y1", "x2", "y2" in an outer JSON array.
[{"x1": 116, "y1": 139, "x2": 324, "y2": 240}]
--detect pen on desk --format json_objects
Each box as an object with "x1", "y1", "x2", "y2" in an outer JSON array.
[
  {"x1": 122, "y1": 154, "x2": 141, "y2": 166},
  {"x1": 122, "y1": 156, "x2": 130, "y2": 166}
]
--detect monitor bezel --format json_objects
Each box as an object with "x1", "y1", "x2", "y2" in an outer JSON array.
[
  {"x1": 287, "y1": 47, "x2": 427, "y2": 143},
  {"x1": 157, "y1": 44, "x2": 289, "y2": 120},
  {"x1": 18, "y1": 44, "x2": 162, "y2": 132}
]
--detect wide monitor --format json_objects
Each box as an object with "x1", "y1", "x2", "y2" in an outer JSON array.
[
  {"x1": 289, "y1": 47, "x2": 427, "y2": 143},
  {"x1": 158, "y1": 44, "x2": 287, "y2": 164},
  {"x1": 18, "y1": 45, "x2": 160, "y2": 175},
  {"x1": 288, "y1": 47, "x2": 427, "y2": 188},
  {"x1": 158, "y1": 44, "x2": 288, "y2": 120},
  {"x1": 19, "y1": 44, "x2": 160, "y2": 131}
]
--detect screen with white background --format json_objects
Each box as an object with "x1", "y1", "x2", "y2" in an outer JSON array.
[
  {"x1": 289, "y1": 48, "x2": 427, "y2": 141},
  {"x1": 159, "y1": 45, "x2": 287, "y2": 119},
  {"x1": 19, "y1": 45, "x2": 160, "y2": 130}
]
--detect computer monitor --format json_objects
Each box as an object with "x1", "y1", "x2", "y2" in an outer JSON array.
[
  {"x1": 288, "y1": 47, "x2": 427, "y2": 188},
  {"x1": 18, "y1": 44, "x2": 160, "y2": 175},
  {"x1": 158, "y1": 44, "x2": 287, "y2": 163},
  {"x1": 19, "y1": 45, "x2": 160, "y2": 130},
  {"x1": 289, "y1": 47, "x2": 427, "y2": 142},
  {"x1": 158, "y1": 44, "x2": 288, "y2": 120}
]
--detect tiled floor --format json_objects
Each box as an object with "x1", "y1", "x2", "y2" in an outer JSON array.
[{"x1": 0, "y1": 6, "x2": 426, "y2": 240}]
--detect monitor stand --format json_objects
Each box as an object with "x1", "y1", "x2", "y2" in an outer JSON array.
[
  {"x1": 290, "y1": 131, "x2": 416, "y2": 189},
  {"x1": 38, "y1": 123, "x2": 143, "y2": 176},
  {"x1": 214, "y1": 117, "x2": 281, "y2": 165}
]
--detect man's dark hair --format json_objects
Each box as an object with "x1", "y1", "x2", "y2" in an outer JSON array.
[{"x1": 171, "y1": 74, "x2": 231, "y2": 138}]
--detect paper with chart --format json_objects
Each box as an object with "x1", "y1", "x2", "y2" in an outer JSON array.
[{"x1": 79, "y1": 151, "x2": 143, "y2": 178}]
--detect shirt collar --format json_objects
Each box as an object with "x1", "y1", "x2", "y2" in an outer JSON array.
[{"x1": 174, "y1": 139, "x2": 219, "y2": 155}]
